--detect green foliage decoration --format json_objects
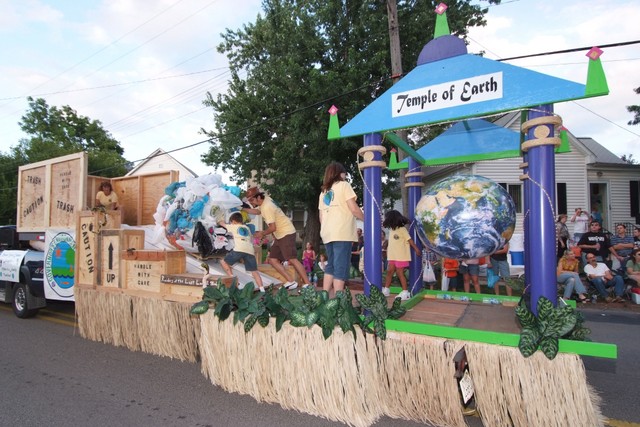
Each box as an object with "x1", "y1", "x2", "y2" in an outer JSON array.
[
  {"x1": 355, "y1": 286, "x2": 407, "y2": 340},
  {"x1": 190, "y1": 281, "x2": 404, "y2": 340},
  {"x1": 515, "y1": 296, "x2": 591, "y2": 360}
]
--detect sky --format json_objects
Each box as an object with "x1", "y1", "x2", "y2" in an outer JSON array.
[{"x1": 0, "y1": 0, "x2": 638, "y2": 186}]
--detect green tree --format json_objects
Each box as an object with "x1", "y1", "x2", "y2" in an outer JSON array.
[
  {"x1": 620, "y1": 154, "x2": 637, "y2": 165},
  {"x1": 626, "y1": 86, "x2": 640, "y2": 126},
  {"x1": 0, "y1": 97, "x2": 130, "y2": 224},
  {"x1": 202, "y1": 0, "x2": 497, "y2": 250},
  {"x1": 15, "y1": 97, "x2": 129, "y2": 176}
]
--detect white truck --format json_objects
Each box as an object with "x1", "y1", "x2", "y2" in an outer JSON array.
[{"x1": 0, "y1": 225, "x2": 46, "y2": 317}]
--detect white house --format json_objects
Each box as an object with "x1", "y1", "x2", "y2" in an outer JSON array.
[{"x1": 126, "y1": 148, "x2": 198, "y2": 181}]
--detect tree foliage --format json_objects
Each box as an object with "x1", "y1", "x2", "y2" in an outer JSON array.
[
  {"x1": 626, "y1": 86, "x2": 640, "y2": 126},
  {"x1": 0, "y1": 97, "x2": 129, "y2": 224},
  {"x1": 620, "y1": 153, "x2": 637, "y2": 165},
  {"x1": 15, "y1": 97, "x2": 129, "y2": 176},
  {"x1": 201, "y1": 0, "x2": 497, "y2": 249}
]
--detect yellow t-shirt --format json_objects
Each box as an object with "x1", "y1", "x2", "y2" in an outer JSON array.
[
  {"x1": 96, "y1": 191, "x2": 118, "y2": 209},
  {"x1": 259, "y1": 196, "x2": 296, "y2": 240},
  {"x1": 318, "y1": 181, "x2": 358, "y2": 244},
  {"x1": 387, "y1": 226, "x2": 411, "y2": 262},
  {"x1": 226, "y1": 223, "x2": 254, "y2": 255}
]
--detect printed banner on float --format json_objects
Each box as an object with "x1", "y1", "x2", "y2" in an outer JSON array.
[{"x1": 44, "y1": 229, "x2": 76, "y2": 300}]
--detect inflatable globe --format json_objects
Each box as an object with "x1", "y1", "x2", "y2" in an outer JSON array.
[{"x1": 415, "y1": 175, "x2": 516, "y2": 260}]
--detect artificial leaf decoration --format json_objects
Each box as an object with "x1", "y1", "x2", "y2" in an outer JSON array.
[
  {"x1": 190, "y1": 283, "x2": 404, "y2": 341},
  {"x1": 515, "y1": 296, "x2": 589, "y2": 360}
]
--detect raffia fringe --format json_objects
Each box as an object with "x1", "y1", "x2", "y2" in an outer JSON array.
[
  {"x1": 75, "y1": 288, "x2": 200, "y2": 363},
  {"x1": 465, "y1": 342, "x2": 604, "y2": 427},
  {"x1": 198, "y1": 313, "x2": 602, "y2": 427},
  {"x1": 75, "y1": 291, "x2": 602, "y2": 427}
]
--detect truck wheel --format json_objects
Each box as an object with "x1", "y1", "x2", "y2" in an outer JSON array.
[{"x1": 13, "y1": 283, "x2": 39, "y2": 318}]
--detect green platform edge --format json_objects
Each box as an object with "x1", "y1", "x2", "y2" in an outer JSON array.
[{"x1": 382, "y1": 287, "x2": 617, "y2": 359}]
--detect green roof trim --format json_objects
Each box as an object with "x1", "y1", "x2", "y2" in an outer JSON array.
[{"x1": 384, "y1": 132, "x2": 425, "y2": 164}]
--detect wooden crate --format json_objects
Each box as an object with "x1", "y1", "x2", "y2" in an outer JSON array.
[
  {"x1": 121, "y1": 250, "x2": 186, "y2": 294},
  {"x1": 111, "y1": 171, "x2": 178, "y2": 226},
  {"x1": 98, "y1": 229, "x2": 146, "y2": 288},
  {"x1": 17, "y1": 152, "x2": 87, "y2": 232},
  {"x1": 75, "y1": 210, "x2": 124, "y2": 287}
]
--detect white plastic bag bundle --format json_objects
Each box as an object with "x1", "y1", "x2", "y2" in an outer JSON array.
[{"x1": 154, "y1": 174, "x2": 243, "y2": 254}]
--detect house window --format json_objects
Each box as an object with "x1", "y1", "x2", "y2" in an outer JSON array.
[
  {"x1": 631, "y1": 180, "x2": 640, "y2": 222},
  {"x1": 498, "y1": 183, "x2": 522, "y2": 213},
  {"x1": 556, "y1": 183, "x2": 567, "y2": 215}
]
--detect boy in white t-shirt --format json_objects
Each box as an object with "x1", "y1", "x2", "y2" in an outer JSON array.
[{"x1": 219, "y1": 212, "x2": 265, "y2": 292}]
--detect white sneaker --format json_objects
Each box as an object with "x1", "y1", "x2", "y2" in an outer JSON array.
[
  {"x1": 381, "y1": 287, "x2": 391, "y2": 297},
  {"x1": 398, "y1": 290, "x2": 411, "y2": 301},
  {"x1": 284, "y1": 281, "x2": 298, "y2": 290},
  {"x1": 302, "y1": 283, "x2": 311, "y2": 288}
]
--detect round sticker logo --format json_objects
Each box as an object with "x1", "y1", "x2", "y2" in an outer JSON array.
[
  {"x1": 238, "y1": 226, "x2": 250, "y2": 237},
  {"x1": 323, "y1": 190, "x2": 334, "y2": 206},
  {"x1": 45, "y1": 232, "x2": 76, "y2": 297}
]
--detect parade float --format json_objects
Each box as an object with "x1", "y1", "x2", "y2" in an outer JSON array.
[{"x1": 11, "y1": 3, "x2": 619, "y2": 427}]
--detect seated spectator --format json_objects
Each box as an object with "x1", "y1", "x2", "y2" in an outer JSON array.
[
  {"x1": 626, "y1": 248, "x2": 640, "y2": 288},
  {"x1": 557, "y1": 250, "x2": 588, "y2": 303},
  {"x1": 577, "y1": 221, "x2": 610, "y2": 264},
  {"x1": 609, "y1": 224, "x2": 634, "y2": 271},
  {"x1": 584, "y1": 253, "x2": 624, "y2": 302}
]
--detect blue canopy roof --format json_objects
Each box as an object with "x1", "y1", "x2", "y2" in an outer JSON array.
[{"x1": 336, "y1": 53, "x2": 603, "y2": 139}]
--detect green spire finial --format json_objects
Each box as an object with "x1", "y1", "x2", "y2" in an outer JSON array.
[
  {"x1": 584, "y1": 47, "x2": 609, "y2": 96},
  {"x1": 327, "y1": 105, "x2": 341, "y2": 140},
  {"x1": 434, "y1": 3, "x2": 451, "y2": 38}
]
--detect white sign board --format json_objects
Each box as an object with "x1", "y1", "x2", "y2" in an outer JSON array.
[
  {"x1": 0, "y1": 250, "x2": 28, "y2": 283},
  {"x1": 44, "y1": 229, "x2": 76, "y2": 300},
  {"x1": 392, "y1": 72, "x2": 503, "y2": 118}
]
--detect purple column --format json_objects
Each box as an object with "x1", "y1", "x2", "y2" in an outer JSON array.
[
  {"x1": 408, "y1": 157, "x2": 424, "y2": 295},
  {"x1": 522, "y1": 151, "x2": 532, "y2": 291},
  {"x1": 363, "y1": 133, "x2": 383, "y2": 295},
  {"x1": 526, "y1": 105, "x2": 558, "y2": 313}
]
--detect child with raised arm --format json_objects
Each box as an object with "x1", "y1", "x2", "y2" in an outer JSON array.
[
  {"x1": 382, "y1": 210, "x2": 421, "y2": 301},
  {"x1": 219, "y1": 212, "x2": 265, "y2": 292}
]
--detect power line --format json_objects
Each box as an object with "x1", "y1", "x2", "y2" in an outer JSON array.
[
  {"x1": 498, "y1": 40, "x2": 640, "y2": 62},
  {"x1": 0, "y1": 68, "x2": 228, "y2": 102},
  {"x1": 2, "y1": 35, "x2": 639, "y2": 189}
]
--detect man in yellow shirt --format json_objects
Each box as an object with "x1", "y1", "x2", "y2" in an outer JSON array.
[{"x1": 244, "y1": 187, "x2": 310, "y2": 290}]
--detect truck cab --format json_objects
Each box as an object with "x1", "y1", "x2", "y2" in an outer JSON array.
[{"x1": 0, "y1": 225, "x2": 46, "y2": 318}]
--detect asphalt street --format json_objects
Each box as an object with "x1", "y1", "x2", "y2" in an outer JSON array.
[{"x1": 0, "y1": 301, "x2": 638, "y2": 426}]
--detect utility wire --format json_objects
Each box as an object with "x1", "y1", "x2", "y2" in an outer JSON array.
[{"x1": 1, "y1": 39, "x2": 639, "y2": 188}]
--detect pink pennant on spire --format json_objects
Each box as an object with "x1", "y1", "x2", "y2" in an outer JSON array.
[
  {"x1": 586, "y1": 46, "x2": 603, "y2": 61},
  {"x1": 328, "y1": 105, "x2": 339, "y2": 116},
  {"x1": 435, "y1": 2, "x2": 448, "y2": 15}
]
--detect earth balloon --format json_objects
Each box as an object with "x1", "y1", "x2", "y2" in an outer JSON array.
[{"x1": 415, "y1": 175, "x2": 516, "y2": 260}]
